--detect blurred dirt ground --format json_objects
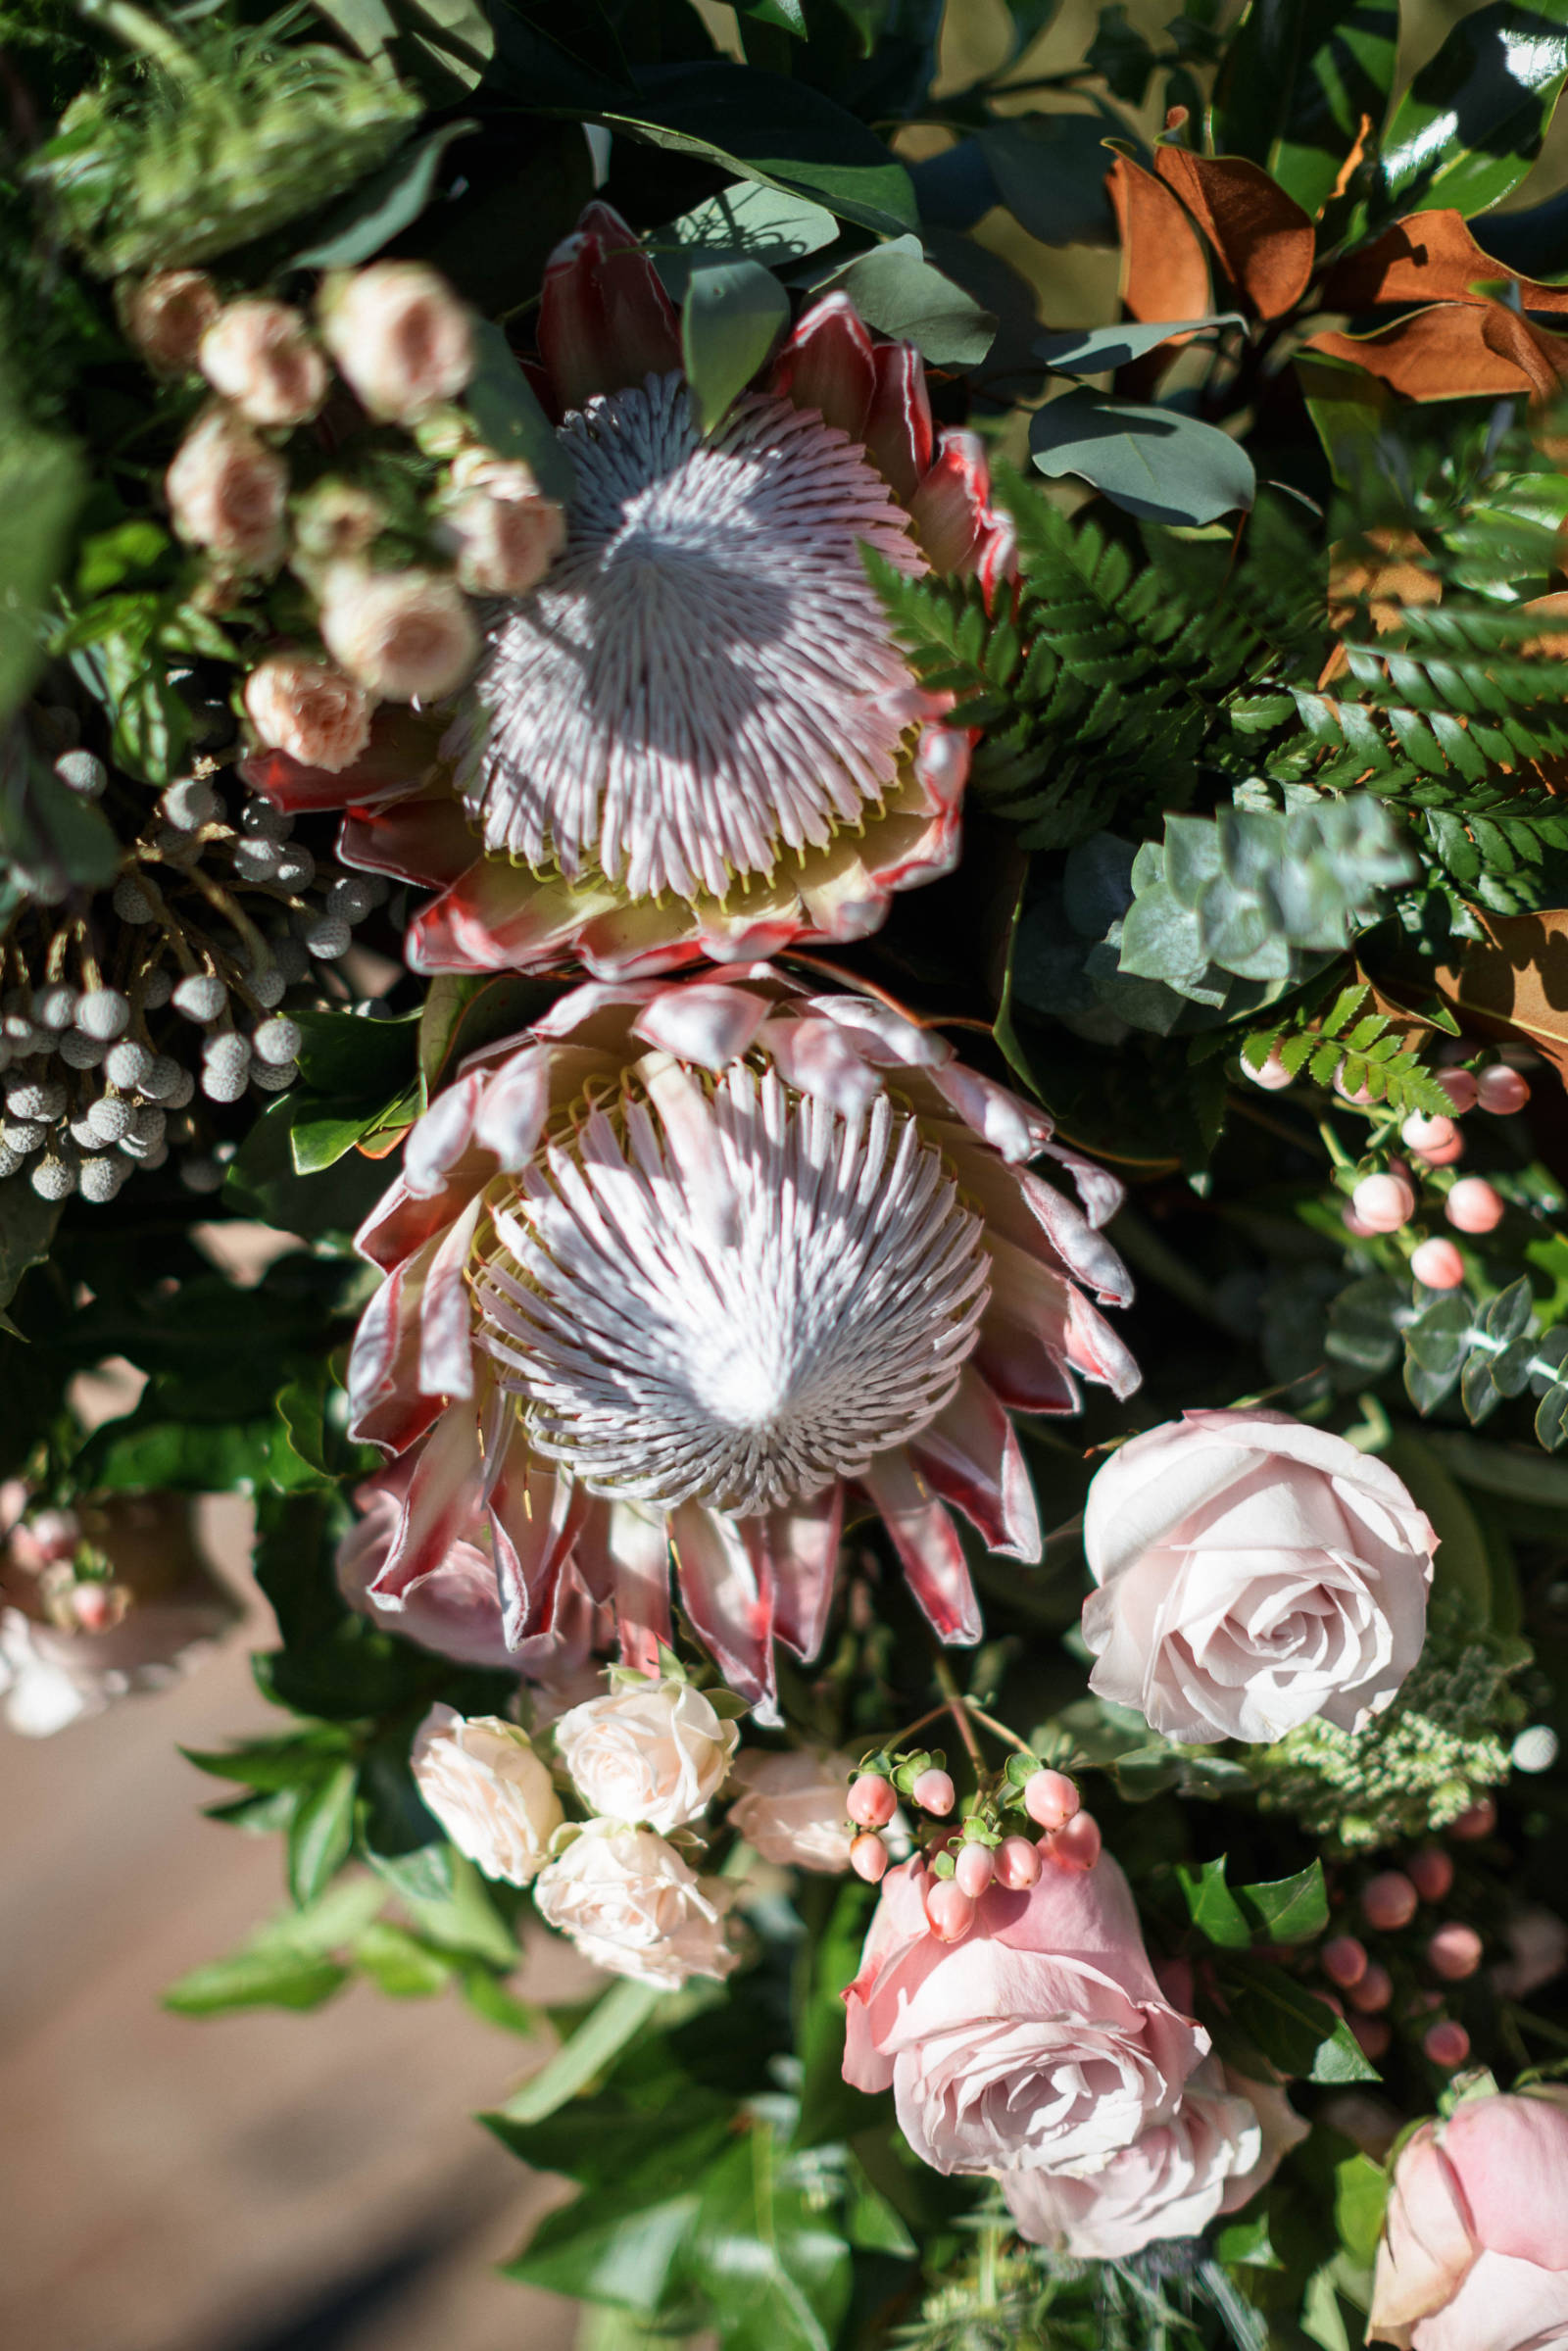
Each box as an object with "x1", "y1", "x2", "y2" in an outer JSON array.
[{"x1": 0, "y1": 1494, "x2": 582, "y2": 2351}]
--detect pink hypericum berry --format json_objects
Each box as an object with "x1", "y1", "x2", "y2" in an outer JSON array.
[
  {"x1": 1351, "y1": 1172, "x2": 1415, "y2": 1233},
  {"x1": 1448, "y1": 1796, "x2": 1497, "y2": 1840},
  {"x1": 1348, "y1": 1961, "x2": 1394, "y2": 2014},
  {"x1": 1244, "y1": 1048, "x2": 1295, "y2": 1091},
  {"x1": 1362, "y1": 1872, "x2": 1419, "y2": 1932},
  {"x1": 1322, "y1": 1935, "x2": 1369, "y2": 1990},
  {"x1": 1022, "y1": 1768, "x2": 1080, "y2": 1831},
  {"x1": 924, "y1": 1878, "x2": 976, "y2": 1942},
  {"x1": 955, "y1": 1842, "x2": 995, "y2": 1899},
  {"x1": 1343, "y1": 1206, "x2": 1379, "y2": 1239},
  {"x1": 850, "y1": 1833, "x2": 888, "y2": 1884},
  {"x1": 1446, "y1": 1178, "x2": 1504, "y2": 1234},
  {"x1": 1427, "y1": 1923, "x2": 1484, "y2": 1981},
  {"x1": 1410, "y1": 1237, "x2": 1466, "y2": 1291},
  {"x1": 994, "y1": 1835, "x2": 1043, "y2": 1889},
  {"x1": 1477, "y1": 1065, "x2": 1531, "y2": 1115},
  {"x1": 1437, "y1": 1068, "x2": 1478, "y2": 1115},
  {"x1": 910, "y1": 1768, "x2": 956, "y2": 1816},
  {"x1": 1401, "y1": 1112, "x2": 1457, "y2": 1153},
  {"x1": 1408, "y1": 1847, "x2": 1455, "y2": 1903},
  {"x1": 1335, "y1": 1069, "x2": 1373, "y2": 1105},
  {"x1": 847, "y1": 1774, "x2": 897, "y2": 1829},
  {"x1": 1350, "y1": 2013, "x2": 1392, "y2": 2061},
  {"x1": 1423, "y1": 2019, "x2": 1471, "y2": 2068},
  {"x1": 1415, "y1": 1129, "x2": 1467, "y2": 1169},
  {"x1": 1046, "y1": 1810, "x2": 1102, "y2": 1873}
]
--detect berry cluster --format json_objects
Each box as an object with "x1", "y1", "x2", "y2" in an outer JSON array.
[
  {"x1": 1311, "y1": 1800, "x2": 1498, "y2": 2072},
  {"x1": 847, "y1": 1746, "x2": 1091, "y2": 1944}
]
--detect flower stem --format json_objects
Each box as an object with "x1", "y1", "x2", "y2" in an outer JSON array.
[{"x1": 931, "y1": 1653, "x2": 987, "y2": 1776}]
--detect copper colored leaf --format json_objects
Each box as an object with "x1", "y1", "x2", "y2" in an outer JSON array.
[
  {"x1": 1304, "y1": 300, "x2": 1568, "y2": 400},
  {"x1": 1152, "y1": 148, "x2": 1316, "y2": 319},
  {"x1": 1105, "y1": 153, "x2": 1209, "y2": 323},
  {"x1": 1434, "y1": 911, "x2": 1568, "y2": 1077},
  {"x1": 1322, "y1": 207, "x2": 1568, "y2": 313}
]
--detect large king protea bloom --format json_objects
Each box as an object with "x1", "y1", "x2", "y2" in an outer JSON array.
[
  {"x1": 246, "y1": 203, "x2": 1013, "y2": 979},
  {"x1": 347, "y1": 969, "x2": 1138, "y2": 1714}
]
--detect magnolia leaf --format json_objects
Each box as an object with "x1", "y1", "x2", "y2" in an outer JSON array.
[
  {"x1": 1212, "y1": 0, "x2": 1400, "y2": 219},
  {"x1": 977, "y1": 114, "x2": 1121, "y2": 247},
  {"x1": 817, "y1": 235, "x2": 995, "y2": 365},
  {"x1": 1380, "y1": 0, "x2": 1568, "y2": 220},
  {"x1": 681, "y1": 259, "x2": 790, "y2": 433},
  {"x1": 291, "y1": 120, "x2": 477, "y2": 267},
  {"x1": 1304, "y1": 303, "x2": 1568, "y2": 402},
  {"x1": 1152, "y1": 147, "x2": 1316, "y2": 319},
  {"x1": 1036, "y1": 313, "x2": 1245, "y2": 372},
  {"x1": 735, "y1": 0, "x2": 808, "y2": 31},
  {"x1": 1029, "y1": 391, "x2": 1256, "y2": 525},
  {"x1": 1323, "y1": 209, "x2": 1568, "y2": 315},
  {"x1": 1106, "y1": 154, "x2": 1211, "y2": 322}
]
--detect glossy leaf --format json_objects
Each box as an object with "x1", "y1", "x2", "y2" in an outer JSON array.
[
  {"x1": 1234, "y1": 1861, "x2": 1331, "y2": 1943},
  {"x1": 291, "y1": 121, "x2": 477, "y2": 268},
  {"x1": 1177, "y1": 1855, "x2": 1253, "y2": 1946},
  {"x1": 463, "y1": 321, "x2": 576, "y2": 505},
  {"x1": 1213, "y1": 0, "x2": 1400, "y2": 219},
  {"x1": 1029, "y1": 391, "x2": 1256, "y2": 526},
  {"x1": 681, "y1": 259, "x2": 790, "y2": 433},
  {"x1": 1380, "y1": 0, "x2": 1568, "y2": 221}
]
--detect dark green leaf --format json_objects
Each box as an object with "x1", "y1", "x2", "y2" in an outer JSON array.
[
  {"x1": 1218, "y1": 1954, "x2": 1381, "y2": 2082},
  {"x1": 0, "y1": 408, "x2": 83, "y2": 728},
  {"x1": 463, "y1": 321, "x2": 576, "y2": 505},
  {"x1": 291, "y1": 122, "x2": 478, "y2": 268},
  {"x1": 1234, "y1": 1862, "x2": 1330, "y2": 1943},
  {"x1": 1029, "y1": 392, "x2": 1256, "y2": 526},
  {"x1": 1214, "y1": 0, "x2": 1400, "y2": 218},
  {"x1": 1177, "y1": 1856, "x2": 1253, "y2": 1947},
  {"x1": 288, "y1": 1760, "x2": 360, "y2": 1907},
  {"x1": 1380, "y1": 0, "x2": 1568, "y2": 220},
  {"x1": 977, "y1": 114, "x2": 1121, "y2": 247}
]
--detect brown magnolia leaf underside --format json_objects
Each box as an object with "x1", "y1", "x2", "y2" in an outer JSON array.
[
  {"x1": 1106, "y1": 154, "x2": 1210, "y2": 324},
  {"x1": 1304, "y1": 301, "x2": 1568, "y2": 402},
  {"x1": 1153, "y1": 147, "x2": 1316, "y2": 320},
  {"x1": 1434, "y1": 912, "x2": 1568, "y2": 1078},
  {"x1": 1322, "y1": 208, "x2": 1568, "y2": 317}
]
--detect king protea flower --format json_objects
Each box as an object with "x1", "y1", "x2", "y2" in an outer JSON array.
[
  {"x1": 347, "y1": 969, "x2": 1137, "y2": 1715},
  {"x1": 245, "y1": 202, "x2": 1013, "y2": 980}
]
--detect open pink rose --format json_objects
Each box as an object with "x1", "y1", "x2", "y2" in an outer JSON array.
[
  {"x1": 1370, "y1": 2089, "x2": 1568, "y2": 2350},
  {"x1": 1082, "y1": 1409, "x2": 1437, "y2": 1743},
  {"x1": 843, "y1": 1847, "x2": 1208, "y2": 2177}
]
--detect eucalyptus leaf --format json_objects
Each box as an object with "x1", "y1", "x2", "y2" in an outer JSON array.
[
  {"x1": 1037, "y1": 315, "x2": 1245, "y2": 375},
  {"x1": 463, "y1": 321, "x2": 575, "y2": 506},
  {"x1": 817, "y1": 235, "x2": 996, "y2": 365},
  {"x1": 1029, "y1": 392, "x2": 1256, "y2": 526},
  {"x1": 681, "y1": 259, "x2": 790, "y2": 433}
]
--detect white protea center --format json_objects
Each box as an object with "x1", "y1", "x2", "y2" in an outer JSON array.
[
  {"x1": 473, "y1": 1066, "x2": 991, "y2": 1517},
  {"x1": 446, "y1": 374, "x2": 925, "y2": 903}
]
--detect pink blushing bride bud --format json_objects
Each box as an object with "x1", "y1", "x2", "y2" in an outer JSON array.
[
  {"x1": 1351, "y1": 1172, "x2": 1415, "y2": 1233},
  {"x1": 1410, "y1": 1237, "x2": 1465, "y2": 1291},
  {"x1": 1045, "y1": 1810, "x2": 1101, "y2": 1873},
  {"x1": 244, "y1": 655, "x2": 374, "y2": 774},
  {"x1": 1244, "y1": 1047, "x2": 1295, "y2": 1091},
  {"x1": 993, "y1": 1835, "x2": 1042, "y2": 1889},
  {"x1": 1437, "y1": 1067, "x2": 1478, "y2": 1114},
  {"x1": 1449, "y1": 1796, "x2": 1497, "y2": 1839},
  {"x1": 1348, "y1": 1961, "x2": 1394, "y2": 2014},
  {"x1": 198, "y1": 298, "x2": 327, "y2": 428},
  {"x1": 122, "y1": 269, "x2": 220, "y2": 375},
  {"x1": 319, "y1": 262, "x2": 476, "y2": 422},
  {"x1": 1362, "y1": 1871, "x2": 1419, "y2": 1931},
  {"x1": 1446, "y1": 1178, "x2": 1504, "y2": 1234},
  {"x1": 1427, "y1": 1923, "x2": 1484, "y2": 1981},
  {"x1": 1022, "y1": 1768, "x2": 1080, "y2": 1831},
  {"x1": 955, "y1": 1842, "x2": 995, "y2": 1899},
  {"x1": 910, "y1": 1768, "x2": 956, "y2": 1816},
  {"x1": 850, "y1": 1832, "x2": 889, "y2": 1884},
  {"x1": 1408, "y1": 1846, "x2": 1454, "y2": 1902},
  {"x1": 1350, "y1": 2014, "x2": 1391, "y2": 2061},
  {"x1": 847, "y1": 1773, "x2": 897, "y2": 1829},
  {"x1": 1423, "y1": 2019, "x2": 1471, "y2": 2067},
  {"x1": 924, "y1": 1877, "x2": 976, "y2": 1942},
  {"x1": 318, "y1": 565, "x2": 478, "y2": 702},
  {"x1": 1477, "y1": 1064, "x2": 1531, "y2": 1114},
  {"x1": 1322, "y1": 1935, "x2": 1370, "y2": 1990},
  {"x1": 1401, "y1": 1112, "x2": 1457, "y2": 1153}
]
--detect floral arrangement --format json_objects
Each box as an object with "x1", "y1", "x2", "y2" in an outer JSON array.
[{"x1": 7, "y1": 0, "x2": 1568, "y2": 2344}]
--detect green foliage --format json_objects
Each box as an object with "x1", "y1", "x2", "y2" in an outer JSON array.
[
  {"x1": 1176, "y1": 1857, "x2": 1330, "y2": 1948},
  {"x1": 1234, "y1": 975, "x2": 1454, "y2": 1116},
  {"x1": 1329, "y1": 1269, "x2": 1568, "y2": 1444}
]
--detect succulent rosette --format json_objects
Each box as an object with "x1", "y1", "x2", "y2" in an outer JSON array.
[
  {"x1": 245, "y1": 201, "x2": 1013, "y2": 980},
  {"x1": 345, "y1": 967, "x2": 1138, "y2": 1713}
]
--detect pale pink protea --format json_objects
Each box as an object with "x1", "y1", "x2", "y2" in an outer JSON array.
[
  {"x1": 244, "y1": 202, "x2": 1013, "y2": 980},
  {"x1": 344, "y1": 969, "x2": 1138, "y2": 1716}
]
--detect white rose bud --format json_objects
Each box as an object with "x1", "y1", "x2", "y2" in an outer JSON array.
[
  {"x1": 243, "y1": 654, "x2": 374, "y2": 774},
  {"x1": 533, "y1": 1821, "x2": 738, "y2": 1989},
  {"x1": 727, "y1": 1748, "x2": 857, "y2": 1874},
  {"x1": 198, "y1": 298, "x2": 328, "y2": 429},
  {"x1": 166, "y1": 408, "x2": 287, "y2": 570},
  {"x1": 121, "y1": 269, "x2": 220, "y2": 375},
  {"x1": 554, "y1": 1678, "x2": 739, "y2": 1833},
  {"x1": 444, "y1": 468, "x2": 565, "y2": 597},
  {"x1": 318, "y1": 261, "x2": 476, "y2": 422},
  {"x1": 410, "y1": 1704, "x2": 563, "y2": 1886},
  {"x1": 318, "y1": 565, "x2": 478, "y2": 702}
]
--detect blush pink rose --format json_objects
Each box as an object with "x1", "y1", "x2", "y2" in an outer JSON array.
[
  {"x1": 244, "y1": 654, "x2": 373, "y2": 774},
  {"x1": 318, "y1": 262, "x2": 475, "y2": 422},
  {"x1": 1370, "y1": 2089, "x2": 1568, "y2": 2350},
  {"x1": 165, "y1": 407, "x2": 288, "y2": 569},
  {"x1": 199, "y1": 298, "x2": 327, "y2": 427},
  {"x1": 727, "y1": 1747, "x2": 857, "y2": 1874},
  {"x1": 843, "y1": 1846, "x2": 1208, "y2": 2178},
  {"x1": 1082, "y1": 1409, "x2": 1437, "y2": 1744},
  {"x1": 122, "y1": 269, "x2": 220, "y2": 374}
]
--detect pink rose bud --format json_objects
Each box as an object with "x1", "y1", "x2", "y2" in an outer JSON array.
[
  {"x1": 1322, "y1": 1935, "x2": 1369, "y2": 1989},
  {"x1": 1410, "y1": 1237, "x2": 1466, "y2": 1291},
  {"x1": 993, "y1": 1835, "x2": 1042, "y2": 1889},
  {"x1": 1362, "y1": 1871, "x2": 1419, "y2": 1932},
  {"x1": 319, "y1": 261, "x2": 476, "y2": 422},
  {"x1": 1446, "y1": 1178, "x2": 1504, "y2": 1234},
  {"x1": 199, "y1": 298, "x2": 328, "y2": 428},
  {"x1": 1414, "y1": 1129, "x2": 1466, "y2": 1168},
  {"x1": 1244, "y1": 1047, "x2": 1295, "y2": 1090},
  {"x1": 1349, "y1": 1961, "x2": 1394, "y2": 2014},
  {"x1": 1437, "y1": 1068, "x2": 1478, "y2": 1114},
  {"x1": 1350, "y1": 2013, "x2": 1391, "y2": 2061},
  {"x1": 122, "y1": 269, "x2": 220, "y2": 375},
  {"x1": 1045, "y1": 1810, "x2": 1102, "y2": 1873},
  {"x1": 910, "y1": 1768, "x2": 956, "y2": 1816},
  {"x1": 318, "y1": 565, "x2": 479, "y2": 703},
  {"x1": 850, "y1": 1832, "x2": 889, "y2": 1884},
  {"x1": 1427, "y1": 1923, "x2": 1484, "y2": 1981},
  {"x1": 1448, "y1": 1795, "x2": 1496, "y2": 1840},
  {"x1": 924, "y1": 1878, "x2": 976, "y2": 1943},
  {"x1": 243, "y1": 655, "x2": 373, "y2": 775},
  {"x1": 1022, "y1": 1768, "x2": 1080, "y2": 1831},
  {"x1": 1408, "y1": 1846, "x2": 1455, "y2": 1903},
  {"x1": 1401, "y1": 1112, "x2": 1457, "y2": 1153},
  {"x1": 1351, "y1": 1172, "x2": 1415, "y2": 1233},
  {"x1": 1422, "y1": 2018, "x2": 1470, "y2": 2068},
  {"x1": 847, "y1": 1773, "x2": 898, "y2": 1829},
  {"x1": 1477, "y1": 1065, "x2": 1531, "y2": 1115},
  {"x1": 165, "y1": 407, "x2": 287, "y2": 570},
  {"x1": 955, "y1": 1842, "x2": 995, "y2": 1899}
]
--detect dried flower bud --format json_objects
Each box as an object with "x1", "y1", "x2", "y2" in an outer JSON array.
[
  {"x1": 243, "y1": 653, "x2": 374, "y2": 775},
  {"x1": 318, "y1": 262, "x2": 475, "y2": 422},
  {"x1": 166, "y1": 409, "x2": 287, "y2": 570},
  {"x1": 122, "y1": 269, "x2": 220, "y2": 375},
  {"x1": 318, "y1": 565, "x2": 478, "y2": 702},
  {"x1": 199, "y1": 299, "x2": 327, "y2": 428}
]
